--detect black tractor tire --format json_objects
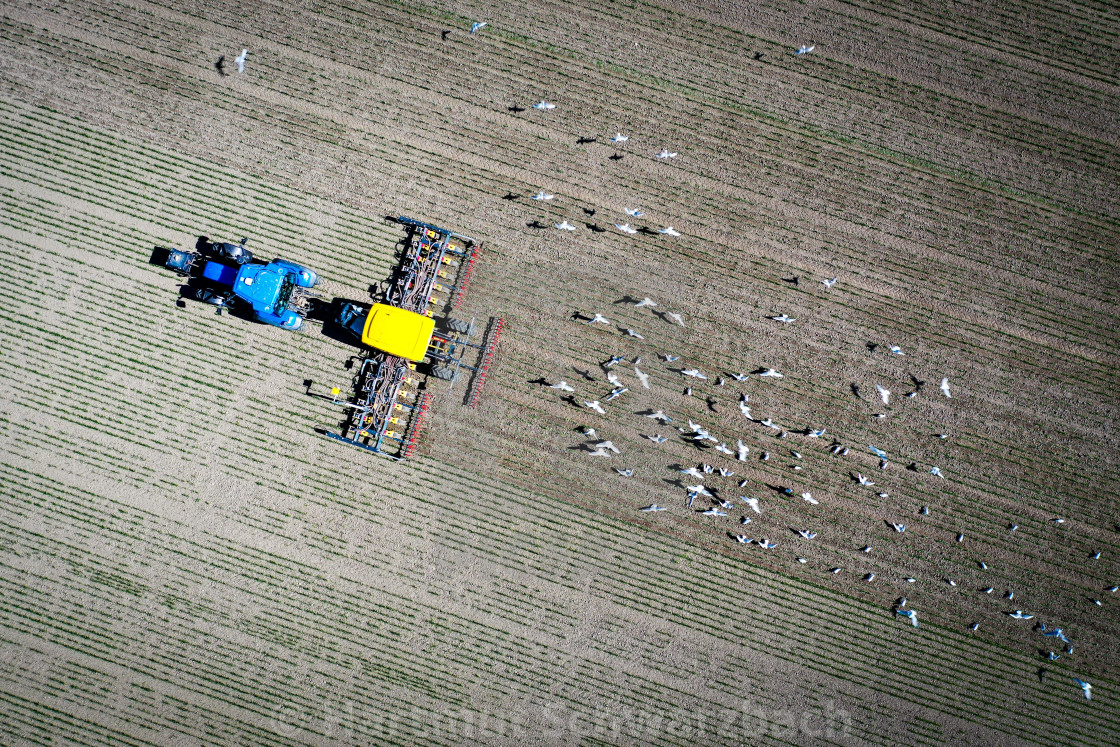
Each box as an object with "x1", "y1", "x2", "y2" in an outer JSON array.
[
  {"x1": 430, "y1": 365, "x2": 458, "y2": 382},
  {"x1": 196, "y1": 288, "x2": 231, "y2": 307},
  {"x1": 446, "y1": 318, "x2": 473, "y2": 335},
  {"x1": 215, "y1": 242, "x2": 253, "y2": 265}
]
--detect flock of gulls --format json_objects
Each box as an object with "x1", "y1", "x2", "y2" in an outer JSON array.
[
  {"x1": 460, "y1": 18, "x2": 1113, "y2": 702},
  {"x1": 546, "y1": 294, "x2": 1107, "y2": 702}
]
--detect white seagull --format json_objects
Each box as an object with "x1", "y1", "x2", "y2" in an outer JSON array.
[
  {"x1": 531, "y1": 190, "x2": 554, "y2": 201},
  {"x1": 646, "y1": 434, "x2": 667, "y2": 443},
  {"x1": 624, "y1": 328, "x2": 644, "y2": 339},
  {"x1": 1072, "y1": 678, "x2": 1092, "y2": 700},
  {"x1": 680, "y1": 369, "x2": 707, "y2": 379},
  {"x1": 625, "y1": 208, "x2": 645, "y2": 217},
  {"x1": 610, "y1": 133, "x2": 629, "y2": 143},
  {"x1": 891, "y1": 523, "x2": 907, "y2": 533},
  {"x1": 634, "y1": 367, "x2": 650, "y2": 389},
  {"x1": 821, "y1": 277, "x2": 837, "y2": 289},
  {"x1": 615, "y1": 468, "x2": 634, "y2": 477},
  {"x1": 737, "y1": 440, "x2": 749, "y2": 461},
  {"x1": 896, "y1": 609, "x2": 918, "y2": 628},
  {"x1": 797, "y1": 530, "x2": 818, "y2": 540},
  {"x1": 658, "y1": 226, "x2": 681, "y2": 236},
  {"x1": 655, "y1": 149, "x2": 677, "y2": 159},
  {"x1": 1007, "y1": 610, "x2": 1034, "y2": 620},
  {"x1": 770, "y1": 314, "x2": 796, "y2": 323},
  {"x1": 585, "y1": 313, "x2": 610, "y2": 325},
  {"x1": 533, "y1": 101, "x2": 557, "y2": 110},
  {"x1": 645, "y1": 410, "x2": 671, "y2": 422},
  {"x1": 733, "y1": 535, "x2": 753, "y2": 544},
  {"x1": 470, "y1": 21, "x2": 488, "y2": 34},
  {"x1": 795, "y1": 44, "x2": 816, "y2": 55},
  {"x1": 555, "y1": 220, "x2": 577, "y2": 231},
  {"x1": 548, "y1": 381, "x2": 574, "y2": 392},
  {"x1": 758, "y1": 369, "x2": 783, "y2": 378},
  {"x1": 585, "y1": 400, "x2": 606, "y2": 414},
  {"x1": 640, "y1": 504, "x2": 667, "y2": 512},
  {"x1": 876, "y1": 385, "x2": 891, "y2": 405},
  {"x1": 635, "y1": 297, "x2": 657, "y2": 307},
  {"x1": 940, "y1": 377, "x2": 952, "y2": 398},
  {"x1": 757, "y1": 539, "x2": 778, "y2": 549},
  {"x1": 701, "y1": 508, "x2": 728, "y2": 517},
  {"x1": 889, "y1": 345, "x2": 905, "y2": 356},
  {"x1": 595, "y1": 441, "x2": 621, "y2": 453},
  {"x1": 614, "y1": 223, "x2": 638, "y2": 234},
  {"x1": 743, "y1": 497, "x2": 761, "y2": 514},
  {"x1": 801, "y1": 492, "x2": 818, "y2": 505}
]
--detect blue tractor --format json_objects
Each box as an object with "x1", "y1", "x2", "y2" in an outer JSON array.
[{"x1": 162, "y1": 238, "x2": 319, "y2": 330}]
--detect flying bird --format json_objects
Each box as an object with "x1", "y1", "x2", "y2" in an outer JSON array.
[
  {"x1": 665, "y1": 312, "x2": 685, "y2": 326},
  {"x1": 889, "y1": 345, "x2": 905, "y2": 356},
  {"x1": 715, "y1": 443, "x2": 733, "y2": 455},
  {"x1": 801, "y1": 492, "x2": 818, "y2": 505},
  {"x1": 533, "y1": 101, "x2": 557, "y2": 110},
  {"x1": 555, "y1": 220, "x2": 577, "y2": 231},
  {"x1": 586, "y1": 448, "x2": 611, "y2": 457},
  {"x1": 1007, "y1": 610, "x2": 1034, "y2": 620},
  {"x1": 895, "y1": 609, "x2": 918, "y2": 628},
  {"x1": 795, "y1": 44, "x2": 816, "y2": 55},
  {"x1": 770, "y1": 314, "x2": 796, "y2": 323},
  {"x1": 680, "y1": 369, "x2": 707, "y2": 379},
  {"x1": 940, "y1": 378, "x2": 952, "y2": 398},
  {"x1": 876, "y1": 385, "x2": 891, "y2": 405},
  {"x1": 606, "y1": 372, "x2": 623, "y2": 387},
  {"x1": 615, "y1": 468, "x2": 634, "y2": 477},
  {"x1": 595, "y1": 441, "x2": 621, "y2": 453},
  {"x1": 929, "y1": 466, "x2": 944, "y2": 478},
  {"x1": 807, "y1": 428, "x2": 826, "y2": 438},
  {"x1": 635, "y1": 297, "x2": 657, "y2": 307},
  {"x1": 1072, "y1": 678, "x2": 1092, "y2": 700},
  {"x1": 605, "y1": 387, "x2": 628, "y2": 401},
  {"x1": 634, "y1": 367, "x2": 650, "y2": 388},
  {"x1": 855, "y1": 473, "x2": 875, "y2": 486},
  {"x1": 797, "y1": 530, "x2": 818, "y2": 540},
  {"x1": 624, "y1": 328, "x2": 644, "y2": 339},
  {"x1": 548, "y1": 381, "x2": 574, "y2": 392},
  {"x1": 737, "y1": 440, "x2": 749, "y2": 461},
  {"x1": 610, "y1": 133, "x2": 629, "y2": 143},
  {"x1": 869, "y1": 445, "x2": 888, "y2": 459},
  {"x1": 739, "y1": 401, "x2": 752, "y2": 419},
  {"x1": 234, "y1": 48, "x2": 248, "y2": 74},
  {"x1": 532, "y1": 191, "x2": 554, "y2": 201},
  {"x1": 646, "y1": 434, "x2": 667, "y2": 443},
  {"x1": 757, "y1": 539, "x2": 778, "y2": 549},
  {"x1": 733, "y1": 535, "x2": 753, "y2": 544},
  {"x1": 645, "y1": 410, "x2": 671, "y2": 422},
  {"x1": 758, "y1": 369, "x2": 783, "y2": 378},
  {"x1": 701, "y1": 508, "x2": 728, "y2": 517},
  {"x1": 662, "y1": 354, "x2": 679, "y2": 362},
  {"x1": 821, "y1": 277, "x2": 837, "y2": 289},
  {"x1": 614, "y1": 223, "x2": 638, "y2": 234},
  {"x1": 891, "y1": 523, "x2": 907, "y2": 533},
  {"x1": 658, "y1": 226, "x2": 681, "y2": 236},
  {"x1": 585, "y1": 400, "x2": 606, "y2": 414},
  {"x1": 640, "y1": 504, "x2": 666, "y2": 512},
  {"x1": 625, "y1": 208, "x2": 645, "y2": 217},
  {"x1": 743, "y1": 497, "x2": 761, "y2": 514},
  {"x1": 470, "y1": 21, "x2": 488, "y2": 34},
  {"x1": 585, "y1": 313, "x2": 610, "y2": 325},
  {"x1": 655, "y1": 149, "x2": 677, "y2": 159}
]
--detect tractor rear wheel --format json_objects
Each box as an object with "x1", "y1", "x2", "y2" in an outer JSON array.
[{"x1": 430, "y1": 365, "x2": 458, "y2": 382}]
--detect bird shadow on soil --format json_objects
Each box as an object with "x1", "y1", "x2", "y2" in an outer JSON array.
[
  {"x1": 501, "y1": 192, "x2": 520, "y2": 201},
  {"x1": 528, "y1": 377, "x2": 550, "y2": 386},
  {"x1": 614, "y1": 295, "x2": 643, "y2": 305},
  {"x1": 587, "y1": 223, "x2": 607, "y2": 233},
  {"x1": 638, "y1": 227, "x2": 658, "y2": 236},
  {"x1": 608, "y1": 154, "x2": 624, "y2": 161},
  {"x1": 582, "y1": 207, "x2": 596, "y2": 216},
  {"x1": 526, "y1": 220, "x2": 548, "y2": 229},
  {"x1": 508, "y1": 105, "x2": 526, "y2": 113},
  {"x1": 576, "y1": 136, "x2": 597, "y2": 144},
  {"x1": 850, "y1": 383, "x2": 862, "y2": 398},
  {"x1": 572, "y1": 367, "x2": 596, "y2": 381}
]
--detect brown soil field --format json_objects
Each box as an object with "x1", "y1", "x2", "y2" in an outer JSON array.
[{"x1": 0, "y1": 0, "x2": 1117, "y2": 743}]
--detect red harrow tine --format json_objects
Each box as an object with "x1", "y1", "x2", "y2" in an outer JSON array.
[
  {"x1": 402, "y1": 392, "x2": 433, "y2": 458},
  {"x1": 469, "y1": 318, "x2": 504, "y2": 408},
  {"x1": 452, "y1": 243, "x2": 481, "y2": 309}
]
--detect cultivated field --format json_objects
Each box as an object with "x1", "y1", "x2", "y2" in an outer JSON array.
[{"x1": 0, "y1": 0, "x2": 1117, "y2": 744}]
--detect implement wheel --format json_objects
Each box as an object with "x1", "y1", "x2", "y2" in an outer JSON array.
[
  {"x1": 446, "y1": 318, "x2": 473, "y2": 335},
  {"x1": 431, "y1": 365, "x2": 458, "y2": 382}
]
